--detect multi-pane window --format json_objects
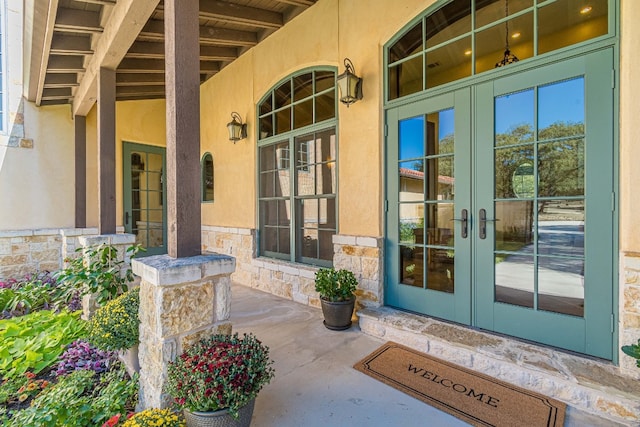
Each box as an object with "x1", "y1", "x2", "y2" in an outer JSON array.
[
  {"x1": 201, "y1": 153, "x2": 214, "y2": 202},
  {"x1": 258, "y1": 69, "x2": 337, "y2": 266},
  {"x1": 387, "y1": 0, "x2": 609, "y2": 100}
]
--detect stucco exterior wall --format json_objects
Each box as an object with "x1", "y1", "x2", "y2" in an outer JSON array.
[{"x1": 620, "y1": 0, "x2": 640, "y2": 253}]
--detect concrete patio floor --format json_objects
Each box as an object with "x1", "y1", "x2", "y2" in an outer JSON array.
[{"x1": 229, "y1": 283, "x2": 624, "y2": 427}]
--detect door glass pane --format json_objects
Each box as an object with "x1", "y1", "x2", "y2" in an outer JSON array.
[
  {"x1": 400, "y1": 116, "x2": 425, "y2": 160},
  {"x1": 538, "y1": 0, "x2": 608, "y2": 55},
  {"x1": 537, "y1": 200, "x2": 584, "y2": 257},
  {"x1": 275, "y1": 108, "x2": 291, "y2": 135},
  {"x1": 427, "y1": 248, "x2": 454, "y2": 293},
  {"x1": 399, "y1": 161, "x2": 424, "y2": 201},
  {"x1": 260, "y1": 93, "x2": 272, "y2": 115},
  {"x1": 538, "y1": 256, "x2": 584, "y2": 317},
  {"x1": 427, "y1": 109, "x2": 455, "y2": 155},
  {"x1": 401, "y1": 245, "x2": 424, "y2": 288},
  {"x1": 400, "y1": 203, "x2": 424, "y2": 244},
  {"x1": 495, "y1": 89, "x2": 534, "y2": 146},
  {"x1": 315, "y1": 70, "x2": 335, "y2": 93},
  {"x1": 495, "y1": 201, "x2": 534, "y2": 252},
  {"x1": 426, "y1": 157, "x2": 454, "y2": 200},
  {"x1": 538, "y1": 140, "x2": 584, "y2": 197},
  {"x1": 426, "y1": 203, "x2": 454, "y2": 245},
  {"x1": 495, "y1": 254, "x2": 534, "y2": 308},
  {"x1": 495, "y1": 145, "x2": 534, "y2": 199},
  {"x1": 538, "y1": 77, "x2": 584, "y2": 140},
  {"x1": 274, "y1": 81, "x2": 291, "y2": 108}
]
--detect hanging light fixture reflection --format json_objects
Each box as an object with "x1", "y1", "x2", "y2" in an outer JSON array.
[{"x1": 495, "y1": 0, "x2": 519, "y2": 68}]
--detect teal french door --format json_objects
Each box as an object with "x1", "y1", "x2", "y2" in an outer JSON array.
[
  {"x1": 386, "y1": 49, "x2": 615, "y2": 359},
  {"x1": 123, "y1": 142, "x2": 167, "y2": 256}
]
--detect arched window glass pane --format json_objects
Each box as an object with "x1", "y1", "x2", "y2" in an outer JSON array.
[
  {"x1": 202, "y1": 153, "x2": 214, "y2": 202},
  {"x1": 538, "y1": 0, "x2": 608, "y2": 55},
  {"x1": 386, "y1": 0, "x2": 610, "y2": 100}
]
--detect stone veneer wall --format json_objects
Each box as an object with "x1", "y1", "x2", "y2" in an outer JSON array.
[
  {"x1": 202, "y1": 226, "x2": 385, "y2": 309},
  {"x1": 621, "y1": 253, "x2": 640, "y2": 373},
  {"x1": 0, "y1": 227, "x2": 101, "y2": 280}
]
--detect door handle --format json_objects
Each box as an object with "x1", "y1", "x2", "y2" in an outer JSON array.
[
  {"x1": 452, "y1": 208, "x2": 468, "y2": 239},
  {"x1": 478, "y1": 208, "x2": 497, "y2": 240}
]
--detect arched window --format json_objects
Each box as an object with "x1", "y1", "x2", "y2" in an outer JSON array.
[
  {"x1": 257, "y1": 68, "x2": 337, "y2": 267},
  {"x1": 201, "y1": 153, "x2": 213, "y2": 202},
  {"x1": 387, "y1": 0, "x2": 609, "y2": 100}
]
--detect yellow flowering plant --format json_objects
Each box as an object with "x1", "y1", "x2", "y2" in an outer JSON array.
[
  {"x1": 87, "y1": 288, "x2": 140, "y2": 351},
  {"x1": 122, "y1": 408, "x2": 185, "y2": 427}
]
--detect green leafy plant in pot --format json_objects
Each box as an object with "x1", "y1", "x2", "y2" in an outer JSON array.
[
  {"x1": 166, "y1": 332, "x2": 275, "y2": 427},
  {"x1": 314, "y1": 267, "x2": 358, "y2": 330}
]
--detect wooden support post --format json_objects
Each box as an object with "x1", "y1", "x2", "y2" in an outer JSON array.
[
  {"x1": 97, "y1": 67, "x2": 116, "y2": 235},
  {"x1": 74, "y1": 115, "x2": 87, "y2": 228}
]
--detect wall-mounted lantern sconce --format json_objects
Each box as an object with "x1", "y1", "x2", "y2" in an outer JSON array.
[
  {"x1": 227, "y1": 112, "x2": 247, "y2": 143},
  {"x1": 336, "y1": 58, "x2": 363, "y2": 107}
]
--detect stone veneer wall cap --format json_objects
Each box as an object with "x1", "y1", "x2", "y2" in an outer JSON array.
[
  {"x1": 82, "y1": 228, "x2": 100, "y2": 235},
  {"x1": 133, "y1": 254, "x2": 236, "y2": 286},
  {"x1": 33, "y1": 228, "x2": 62, "y2": 236},
  {"x1": 0, "y1": 229, "x2": 35, "y2": 238},
  {"x1": 332, "y1": 235, "x2": 357, "y2": 245},
  {"x1": 79, "y1": 235, "x2": 110, "y2": 246},
  {"x1": 356, "y1": 236, "x2": 381, "y2": 248},
  {"x1": 109, "y1": 234, "x2": 136, "y2": 245},
  {"x1": 60, "y1": 228, "x2": 85, "y2": 237},
  {"x1": 279, "y1": 264, "x2": 300, "y2": 275}
]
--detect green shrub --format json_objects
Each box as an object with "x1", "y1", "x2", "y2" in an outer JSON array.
[
  {"x1": 622, "y1": 339, "x2": 640, "y2": 368},
  {"x1": 0, "y1": 310, "x2": 86, "y2": 379},
  {"x1": 55, "y1": 244, "x2": 142, "y2": 306},
  {"x1": 87, "y1": 288, "x2": 140, "y2": 351},
  {"x1": 0, "y1": 272, "x2": 80, "y2": 318},
  {"x1": 6, "y1": 365, "x2": 138, "y2": 427},
  {"x1": 314, "y1": 268, "x2": 358, "y2": 302}
]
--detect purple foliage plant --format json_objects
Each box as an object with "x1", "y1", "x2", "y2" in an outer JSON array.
[{"x1": 55, "y1": 339, "x2": 117, "y2": 376}]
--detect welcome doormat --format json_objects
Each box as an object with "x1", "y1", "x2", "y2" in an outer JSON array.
[{"x1": 354, "y1": 342, "x2": 565, "y2": 427}]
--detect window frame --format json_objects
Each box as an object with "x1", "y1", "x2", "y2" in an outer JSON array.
[
  {"x1": 201, "y1": 152, "x2": 214, "y2": 203},
  {"x1": 256, "y1": 67, "x2": 339, "y2": 267},
  {"x1": 384, "y1": 0, "x2": 616, "y2": 105}
]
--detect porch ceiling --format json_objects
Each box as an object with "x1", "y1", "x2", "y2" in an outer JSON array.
[{"x1": 25, "y1": 0, "x2": 317, "y2": 115}]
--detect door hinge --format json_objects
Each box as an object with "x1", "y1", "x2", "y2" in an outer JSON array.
[
  {"x1": 612, "y1": 192, "x2": 616, "y2": 211},
  {"x1": 612, "y1": 70, "x2": 615, "y2": 89},
  {"x1": 384, "y1": 200, "x2": 389, "y2": 212},
  {"x1": 384, "y1": 124, "x2": 388, "y2": 137},
  {"x1": 611, "y1": 313, "x2": 615, "y2": 333}
]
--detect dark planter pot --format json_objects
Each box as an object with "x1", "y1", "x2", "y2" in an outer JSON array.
[{"x1": 320, "y1": 297, "x2": 355, "y2": 330}]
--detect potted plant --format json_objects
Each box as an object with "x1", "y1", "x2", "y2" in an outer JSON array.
[
  {"x1": 86, "y1": 287, "x2": 140, "y2": 374},
  {"x1": 166, "y1": 332, "x2": 275, "y2": 427},
  {"x1": 314, "y1": 267, "x2": 358, "y2": 330}
]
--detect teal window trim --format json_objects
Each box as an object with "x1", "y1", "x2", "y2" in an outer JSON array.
[
  {"x1": 256, "y1": 67, "x2": 339, "y2": 267},
  {"x1": 201, "y1": 152, "x2": 214, "y2": 203}
]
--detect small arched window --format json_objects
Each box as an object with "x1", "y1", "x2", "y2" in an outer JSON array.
[{"x1": 201, "y1": 153, "x2": 214, "y2": 202}]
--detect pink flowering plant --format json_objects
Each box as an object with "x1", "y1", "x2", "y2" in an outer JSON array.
[{"x1": 165, "y1": 333, "x2": 275, "y2": 419}]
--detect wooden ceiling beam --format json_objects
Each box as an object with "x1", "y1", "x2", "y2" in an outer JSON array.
[
  {"x1": 139, "y1": 19, "x2": 258, "y2": 47},
  {"x1": 273, "y1": 0, "x2": 315, "y2": 6},
  {"x1": 47, "y1": 55, "x2": 85, "y2": 72},
  {"x1": 198, "y1": 0, "x2": 283, "y2": 29},
  {"x1": 117, "y1": 73, "x2": 164, "y2": 86},
  {"x1": 44, "y1": 73, "x2": 79, "y2": 88},
  {"x1": 50, "y1": 34, "x2": 93, "y2": 55},
  {"x1": 54, "y1": 8, "x2": 102, "y2": 33}
]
